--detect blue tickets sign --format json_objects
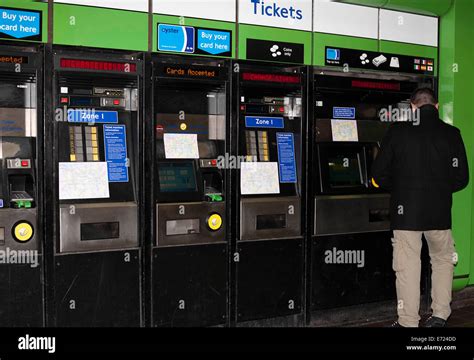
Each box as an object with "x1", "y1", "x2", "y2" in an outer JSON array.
[
  {"x1": 197, "y1": 29, "x2": 231, "y2": 56},
  {"x1": 333, "y1": 107, "x2": 356, "y2": 119},
  {"x1": 158, "y1": 24, "x2": 195, "y2": 53},
  {"x1": 276, "y1": 133, "x2": 297, "y2": 183},
  {"x1": 67, "y1": 110, "x2": 118, "y2": 124},
  {"x1": 103, "y1": 125, "x2": 129, "y2": 183},
  {"x1": 0, "y1": 8, "x2": 42, "y2": 41},
  {"x1": 245, "y1": 116, "x2": 284, "y2": 129}
]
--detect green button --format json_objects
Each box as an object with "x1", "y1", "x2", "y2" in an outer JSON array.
[
  {"x1": 17, "y1": 201, "x2": 24, "y2": 209},
  {"x1": 209, "y1": 194, "x2": 223, "y2": 202},
  {"x1": 24, "y1": 201, "x2": 32, "y2": 208}
]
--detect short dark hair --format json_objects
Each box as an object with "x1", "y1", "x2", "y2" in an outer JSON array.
[{"x1": 410, "y1": 88, "x2": 438, "y2": 107}]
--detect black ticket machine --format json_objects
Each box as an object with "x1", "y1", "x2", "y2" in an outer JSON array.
[
  {"x1": 0, "y1": 44, "x2": 43, "y2": 326},
  {"x1": 233, "y1": 63, "x2": 305, "y2": 324},
  {"x1": 309, "y1": 70, "x2": 435, "y2": 315},
  {"x1": 150, "y1": 56, "x2": 229, "y2": 327},
  {"x1": 48, "y1": 48, "x2": 142, "y2": 326}
]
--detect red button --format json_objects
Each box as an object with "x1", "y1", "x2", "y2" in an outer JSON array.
[
  {"x1": 60, "y1": 97, "x2": 68, "y2": 104},
  {"x1": 113, "y1": 99, "x2": 120, "y2": 105},
  {"x1": 21, "y1": 160, "x2": 29, "y2": 167},
  {"x1": 279, "y1": 107, "x2": 285, "y2": 112},
  {"x1": 211, "y1": 159, "x2": 217, "y2": 166}
]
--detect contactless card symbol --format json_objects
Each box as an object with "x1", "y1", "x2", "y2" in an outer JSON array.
[
  {"x1": 360, "y1": 53, "x2": 370, "y2": 65},
  {"x1": 372, "y1": 55, "x2": 387, "y2": 67},
  {"x1": 390, "y1": 57, "x2": 400, "y2": 68}
]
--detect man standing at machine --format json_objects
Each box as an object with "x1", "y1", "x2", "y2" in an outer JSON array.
[{"x1": 372, "y1": 88, "x2": 469, "y2": 327}]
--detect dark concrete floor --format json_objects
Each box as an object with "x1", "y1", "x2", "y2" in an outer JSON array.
[{"x1": 362, "y1": 304, "x2": 474, "y2": 327}]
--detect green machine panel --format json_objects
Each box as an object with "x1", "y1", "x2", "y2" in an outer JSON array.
[
  {"x1": 0, "y1": 0, "x2": 47, "y2": 43},
  {"x1": 53, "y1": 4, "x2": 148, "y2": 51}
]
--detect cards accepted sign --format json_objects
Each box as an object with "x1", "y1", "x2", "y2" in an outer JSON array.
[{"x1": 246, "y1": 39, "x2": 304, "y2": 64}]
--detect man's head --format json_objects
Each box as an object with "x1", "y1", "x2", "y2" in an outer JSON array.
[{"x1": 410, "y1": 88, "x2": 439, "y2": 110}]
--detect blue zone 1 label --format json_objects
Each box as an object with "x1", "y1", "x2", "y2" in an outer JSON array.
[
  {"x1": 197, "y1": 29, "x2": 231, "y2": 55},
  {"x1": 103, "y1": 125, "x2": 129, "y2": 183},
  {"x1": 333, "y1": 107, "x2": 356, "y2": 119},
  {"x1": 245, "y1": 116, "x2": 284, "y2": 129},
  {"x1": 158, "y1": 24, "x2": 195, "y2": 53},
  {"x1": 276, "y1": 133, "x2": 297, "y2": 183},
  {"x1": 0, "y1": 8, "x2": 41, "y2": 40},
  {"x1": 67, "y1": 110, "x2": 118, "y2": 124}
]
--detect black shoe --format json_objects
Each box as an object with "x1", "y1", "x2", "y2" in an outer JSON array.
[
  {"x1": 424, "y1": 316, "x2": 447, "y2": 328},
  {"x1": 389, "y1": 321, "x2": 404, "y2": 327}
]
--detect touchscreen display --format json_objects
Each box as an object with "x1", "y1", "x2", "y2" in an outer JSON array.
[{"x1": 158, "y1": 162, "x2": 197, "y2": 192}]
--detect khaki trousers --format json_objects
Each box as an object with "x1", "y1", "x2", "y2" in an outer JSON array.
[{"x1": 392, "y1": 230, "x2": 456, "y2": 327}]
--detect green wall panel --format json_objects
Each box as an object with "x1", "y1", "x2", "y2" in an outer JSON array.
[
  {"x1": 439, "y1": 0, "x2": 474, "y2": 289},
  {"x1": 379, "y1": 40, "x2": 438, "y2": 73},
  {"x1": 239, "y1": 24, "x2": 312, "y2": 65},
  {"x1": 0, "y1": 0, "x2": 48, "y2": 43},
  {"x1": 341, "y1": 0, "x2": 453, "y2": 16},
  {"x1": 153, "y1": 15, "x2": 236, "y2": 58},
  {"x1": 53, "y1": 4, "x2": 148, "y2": 51},
  {"x1": 313, "y1": 32, "x2": 378, "y2": 66}
]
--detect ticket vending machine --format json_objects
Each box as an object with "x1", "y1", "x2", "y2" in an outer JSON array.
[
  {"x1": 46, "y1": 48, "x2": 142, "y2": 326},
  {"x1": 232, "y1": 63, "x2": 306, "y2": 324},
  {"x1": 149, "y1": 56, "x2": 229, "y2": 327},
  {"x1": 308, "y1": 69, "x2": 435, "y2": 317},
  {"x1": 0, "y1": 44, "x2": 43, "y2": 326}
]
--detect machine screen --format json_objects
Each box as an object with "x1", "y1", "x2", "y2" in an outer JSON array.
[
  {"x1": 328, "y1": 154, "x2": 363, "y2": 187},
  {"x1": 158, "y1": 162, "x2": 197, "y2": 193}
]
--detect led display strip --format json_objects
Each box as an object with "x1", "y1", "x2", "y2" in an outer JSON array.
[
  {"x1": 351, "y1": 80, "x2": 401, "y2": 91},
  {"x1": 60, "y1": 59, "x2": 137, "y2": 73},
  {"x1": 242, "y1": 72, "x2": 300, "y2": 84}
]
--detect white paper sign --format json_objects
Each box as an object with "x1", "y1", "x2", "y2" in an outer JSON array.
[
  {"x1": 238, "y1": 0, "x2": 312, "y2": 31},
  {"x1": 164, "y1": 133, "x2": 199, "y2": 159},
  {"x1": 153, "y1": 0, "x2": 236, "y2": 22},
  {"x1": 59, "y1": 162, "x2": 110, "y2": 200},
  {"x1": 54, "y1": 0, "x2": 149, "y2": 12},
  {"x1": 331, "y1": 119, "x2": 359, "y2": 142},
  {"x1": 241, "y1": 161, "x2": 280, "y2": 195}
]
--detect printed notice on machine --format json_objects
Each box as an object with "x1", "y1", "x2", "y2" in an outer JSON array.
[
  {"x1": 164, "y1": 133, "x2": 199, "y2": 159},
  {"x1": 331, "y1": 119, "x2": 359, "y2": 142},
  {"x1": 240, "y1": 162, "x2": 280, "y2": 195},
  {"x1": 59, "y1": 162, "x2": 110, "y2": 200}
]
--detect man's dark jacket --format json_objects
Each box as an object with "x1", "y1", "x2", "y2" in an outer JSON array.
[{"x1": 371, "y1": 105, "x2": 469, "y2": 230}]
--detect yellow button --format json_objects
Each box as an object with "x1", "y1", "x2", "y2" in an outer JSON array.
[
  {"x1": 371, "y1": 178, "x2": 380, "y2": 188},
  {"x1": 207, "y1": 214, "x2": 222, "y2": 231},
  {"x1": 91, "y1": 127, "x2": 97, "y2": 134},
  {"x1": 13, "y1": 222, "x2": 34, "y2": 242},
  {"x1": 180, "y1": 123, "x2": 187, "y2": 131},
  {"x1": 70, "y1": 154, "x2": 76, "y2": 162},
  {"x1": 93, "y1": 155, "x2": 99, "y2": 161}
]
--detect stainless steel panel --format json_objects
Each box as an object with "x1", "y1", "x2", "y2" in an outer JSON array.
[
  {"x1": 156, "y1": 201, "x2": 225, "y2": 247},
  {"x1": 166, "y1": 218, "x2": 200, "y2": 236},
  {"x1": 240, "y1": 196, "x2": 301, "y2": 241},
  {"x1": 0, "y1": 208, "x2": 38, "y2": 251},
  {"x1": 314, "y1": 194, "x2": 390, "y2": 236},
  {"x1": 59, "y1": 202, "x2": 138, "y2": 253},
  {"x1": 0, "y1": 108, "x2": 36, "y2": 137}
]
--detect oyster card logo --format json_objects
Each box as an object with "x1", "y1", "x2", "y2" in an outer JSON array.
[{"x1": 0, "y1": 8, "x2": 42, "y2": 41}]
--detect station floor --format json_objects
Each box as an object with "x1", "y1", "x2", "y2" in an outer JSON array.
[
  {"x1": 307, "y1": 286, "x2": 474, "y2": 327},
  {"x1": 362, "y1": 304, "x2": 474, "y2": 327}
]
